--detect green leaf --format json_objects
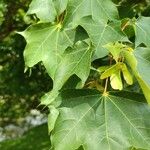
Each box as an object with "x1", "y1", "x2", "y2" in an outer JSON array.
[
  {"x1": 53, "y1": 42, "x2": 93, "y2": 88},
  {"x1": 135, "y1": 47, "x2": 150, "y2": 69},
  {"x1": 100, "y1": 62, "x2": 133, "y2": 90},
  {"x1": 65, "y1": 0, "x2": 118, "y2": 27},
  {"x1": 41, "y1": 42, "x2": 93, "y2": 105},
  {"x1": 20, "y1": 23, "x2": 75, "y2": 79},
  {"x1": 136, "y1": 76, "x2": 150, "y2": 104},
  {"x1": 135, "y1": 17, "x2": 150, "y2": 47},
  {"x1": 54, "y1": 0, "x2": 68, "y2": 15},
  {"x1": 104, "y1": 42, "x2": 124, "y2": 62},
  {"x1": 41, "y1": 90, "x2": 60, "y2": 107},
  {"x1": 27, "y1": 0, "x2": 57, "y2": 22},
  {"x1": 79, "y1": 17, "x2": 127, "y2": 59},
  {"x1": 48, "y1": 106, "x2": 59, "y2": 133},
  {"x1": 134, "y1": 47, "x2": 150, "y2": 103},
  {"x1": 123, "y1": 47, "x2": 150, "y2": 103},
  {"x1": 51, "y1": 89, "x2": 150, "y2": 150}
]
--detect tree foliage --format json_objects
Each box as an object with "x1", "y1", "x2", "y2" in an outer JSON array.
[{"x1": 21, "y1": 0, "x2": 150, "y2": 149}]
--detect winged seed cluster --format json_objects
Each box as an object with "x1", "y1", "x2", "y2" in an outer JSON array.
[{"x1": 21, "y1": 0, "x2": 150, "y2": 149}]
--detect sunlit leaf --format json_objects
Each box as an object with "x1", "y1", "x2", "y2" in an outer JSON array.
[
  {"x1": 100, "y1": 63, "x2": 121, "y2": 79},
  {"x1": 104, "y1": 42, "x2": 123, "y2": 62},
  {"x1": 110, "y1": 71, "x2": 123, "y2": 90}
]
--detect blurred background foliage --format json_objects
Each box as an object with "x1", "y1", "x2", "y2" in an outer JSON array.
[
  {"x1": 0, "y1": 0, "x2": 52, "y2": 126},
  {"x1": 0, "y1": 0, "x2": 150, "y2": 126},
  {"x1": 0, "y1": 124, "x2": 50, "y2": 150}
]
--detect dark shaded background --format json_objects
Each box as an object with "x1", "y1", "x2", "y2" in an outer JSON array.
[{"x1": 0, "y1": 0, "x2": 52, "y2": 126}]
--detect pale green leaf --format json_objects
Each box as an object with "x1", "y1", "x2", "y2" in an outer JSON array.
[
  {"x1": 100, "y1": 63, "x2": 121, "y2": 79},
  {"x1": 97, "y1": 66, "x2": 111, "y2": 73},
  {"x1": 51, "y1": 89, "x2": 150, "y2": 150},
  {"x1": 104, "y1": 42, "x2": 124, "y2": 62},
  {"x1": 79, "y1": 17, "x2": 127, "y2": 58},
  {"x1": 110, "y1": 71, "x2": 123, "y2": 90}
]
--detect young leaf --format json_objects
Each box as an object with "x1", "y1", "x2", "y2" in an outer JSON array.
[
  {"x1": 100, "y1": 63, "x2": 122, "y2": 79},
  {"x1": 97, "y1": 66, "x2": 111, "y2": 73},
  {"x1": 104, "y1": 42, "x2": 124, "y2": 62},
  {"x1": 51, "y1": 89, "x2": 150, "y2": 150}
]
